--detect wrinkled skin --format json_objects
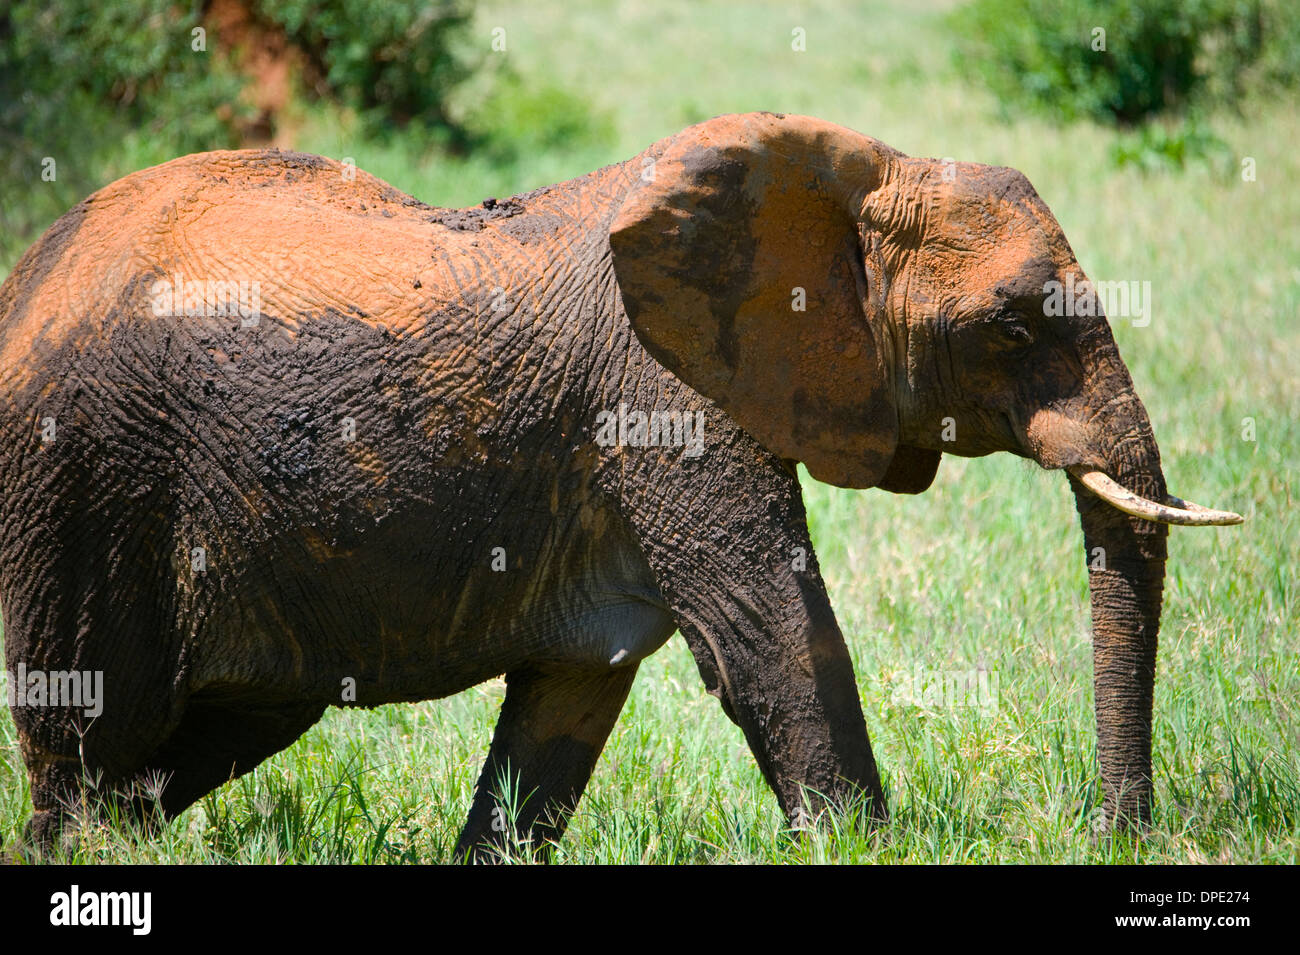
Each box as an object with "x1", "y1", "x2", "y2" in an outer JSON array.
[{"x1": 0, "y1": 113, "x2": 1230, "y2": 860}]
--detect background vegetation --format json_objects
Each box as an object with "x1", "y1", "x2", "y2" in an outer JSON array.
[
  {"x1": 951, "y1": 0, "x2": 1300, "y2": 124},
  {"x1": 1, "y1": 0, "x2": 1296, "y2": 863}
]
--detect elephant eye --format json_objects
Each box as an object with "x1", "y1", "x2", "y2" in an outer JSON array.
[{"x1": 996, "y1": 315, "x2": 1032, "y2": 345}]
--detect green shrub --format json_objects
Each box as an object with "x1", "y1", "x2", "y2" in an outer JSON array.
[
  {"x1": 251, "y1": 2, "x2": 613, "y2": 156},
  {"x1": 250, "y1": 0, "x2": 479, "y2": 144},
  {"x1": 0, "y1": 0, "x2": 251, "y2": 159},
  {"x1": 950, "y1": 0, "x2": 1300, "y2": 125},
  {"x1": 1108, "y1": 113, "x2": 1233, "y2": 170},
  {"x1": 460, "y1": 70, "x2": 616, "y2": 162},
  {"x1": 0, "y1": 0, "x2": 484, "y2": 178}
]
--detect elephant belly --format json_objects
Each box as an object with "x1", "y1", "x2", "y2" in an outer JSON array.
[{"x1": 183, "y1": 501, "x2": 677, "y2": 706}]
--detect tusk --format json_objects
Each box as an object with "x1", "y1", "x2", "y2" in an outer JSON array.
[{"x1": 1067, "y1": 467, "x2": 1244, "y2": 526}]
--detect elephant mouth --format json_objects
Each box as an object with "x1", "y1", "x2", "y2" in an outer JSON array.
[{"x1": 1067, "y1": 466, "x2": 1244, "y2": 526}]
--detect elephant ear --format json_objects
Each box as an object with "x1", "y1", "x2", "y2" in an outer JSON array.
[
  {"x1": 609, "y1": 112, "x2": 903, "y2": 489},
  {"x1": 877, "y1": 444, "x2": 941, "y2": 494}
]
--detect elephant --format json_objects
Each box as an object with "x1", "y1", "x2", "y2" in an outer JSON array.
[{"x1": 0, "y1": 112, "x2": 1241, "y2": 860}]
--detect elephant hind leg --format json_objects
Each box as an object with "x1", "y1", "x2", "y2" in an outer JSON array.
[
  {"x1": 21, "y1": 747, "x2": 103, "y2": 855},
  {"x1": 20, "y1": 711, "x2": 176, "y2": 855},
  {"x1": 455, "y1": 663, "x2": 639, "y2": 863},
  {"x1": 135, "y1": 695, "x2": 328, "y2": 820},
  {"x1": 19, "y1": 695, "x2": 324, "y2": 852},
  {"x1": 11, "y1": 631, "x2": 181, "y2": 854}
]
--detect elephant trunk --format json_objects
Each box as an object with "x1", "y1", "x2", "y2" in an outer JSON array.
[{"x1": 1069, "y1": 400, "x2": 1169, "y2": 828}]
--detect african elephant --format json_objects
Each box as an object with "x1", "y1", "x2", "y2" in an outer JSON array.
[{"x1": 0, "y1": 112, "x2": 1241, "y2": 860}]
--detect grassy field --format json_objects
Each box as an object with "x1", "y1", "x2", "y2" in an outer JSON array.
[{"x1": 1, "y1": 0, "x2": 1296, "y2": 863}]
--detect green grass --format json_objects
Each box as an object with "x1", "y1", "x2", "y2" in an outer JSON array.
[{"x1": 2, "y1": 0, "x2": 1297, "y2": 863}]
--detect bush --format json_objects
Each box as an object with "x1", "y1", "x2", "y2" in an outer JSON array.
[
  {"x1": 250, "y1": 0, "x2": 478, "y2": 143},
  {"x1": 0, "y1": 0, "x2": 488, "y2": 247},
  {"x1": 1108, "y1": 113, "x2": 1233, "y2": 170},
  {"x1": 0, "y1": 1, "x2": 251, "y2": 159},
  {"x1": 460, "y1": 70, "x2": 616, "y2": 162},
  {"x1": 0, "y1": 0, "x2": 482, "y2": 179},
  {"x1": 252, "y1": 1, "x2": 612, "y2": 156},
  {"x1": 950, "y1": 0, "x2": 1300, "y2": 125}
]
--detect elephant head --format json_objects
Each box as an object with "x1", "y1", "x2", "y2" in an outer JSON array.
[{"x1": 609, "y1": 112, "x2": 1241, "y2": 827}]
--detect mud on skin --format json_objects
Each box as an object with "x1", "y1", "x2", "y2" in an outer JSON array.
[{"x1": 0, "y1": 112, "x2": 1240, "y2": 860}]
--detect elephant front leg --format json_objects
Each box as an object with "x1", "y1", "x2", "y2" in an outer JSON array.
[
  {"x1": 668, "y1": 564, "x2": 889, "y2": 831},
  {"x1": 621, "y1": 449, "x2": 888, "y2": 832},
  {"x1": 455, "y1": 663, "x2": 639, "y2": 862}
]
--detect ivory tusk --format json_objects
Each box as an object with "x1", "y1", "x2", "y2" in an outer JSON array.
[{"x1": 1067, "y1": 467, "x2": 1245, "y2": 526}]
